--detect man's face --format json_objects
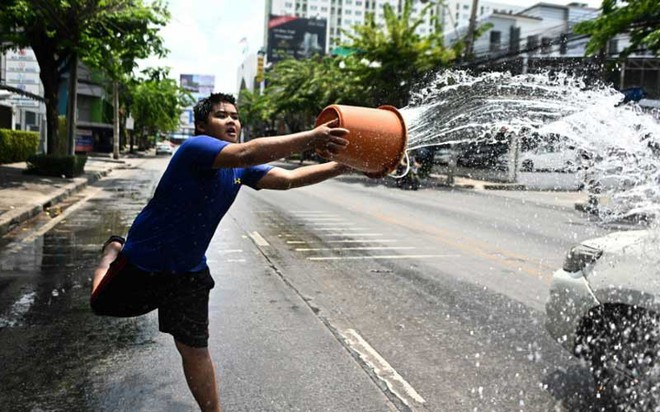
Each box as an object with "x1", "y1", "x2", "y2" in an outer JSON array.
[{"x1": 198, "y1": 102, "x2": 241, "y2": 143}]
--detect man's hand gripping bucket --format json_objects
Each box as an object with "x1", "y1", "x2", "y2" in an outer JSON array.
[{"x1": 315, "y1": 104, "x2": 408, "y2": 178}]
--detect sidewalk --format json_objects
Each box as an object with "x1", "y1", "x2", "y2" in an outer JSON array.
[
  {"x1": 428, "y1": 172, "x2": 589, "y2": 211},
  {"x1": 0, "y1": 153, "x2": 144, "y2": 237}
]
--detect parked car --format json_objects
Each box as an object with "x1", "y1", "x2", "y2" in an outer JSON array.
[
  {"x1": 156, "y1": 142, "x2": 173, "y2": 156},
  {"x1": 433, "y1": 146, "x2": 454, "y2": 166},
  {"x1": 455, "y1": 140, "x2": 509, "y2": 169},
  {"x1": 546, "y1": 229, "x2": 660, "y2": 409},
  {"x1": 518, "y1": 144, "x2": 579, "y2": 172}
]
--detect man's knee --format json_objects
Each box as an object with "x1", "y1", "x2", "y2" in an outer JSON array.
[{"x1": 175, "y1": 339, "x2": 210, "y2": 360}]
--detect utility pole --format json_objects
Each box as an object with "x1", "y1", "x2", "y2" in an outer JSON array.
[
  {"x1": 464, "y1": 0, "x2": 480, "y2": 60},
  {"x1": 66, "y1": 53, "x2": 78, "y2": 155},
  {"x1": 113, "y1": 80, "x2": 120, "y2": 159}
]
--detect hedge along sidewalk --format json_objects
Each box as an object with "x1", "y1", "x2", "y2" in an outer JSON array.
[{"x1": 0, "y1": 157, "x2": 122, "y2": 237}]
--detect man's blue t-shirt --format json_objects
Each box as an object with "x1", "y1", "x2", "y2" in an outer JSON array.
[{"x1": 122, "y1": 136, "x2": 273, "y2": 273}]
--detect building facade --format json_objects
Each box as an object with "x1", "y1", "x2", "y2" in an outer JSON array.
[{"x1": 265, "y1": 0, "x2": 520, "y2": 52}]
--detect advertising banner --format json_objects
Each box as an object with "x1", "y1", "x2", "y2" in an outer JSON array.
[
  {"x1": 75, "y1": 129, "x2": 94, "y2": 153},
  {"x1": 180, "y1": 74, "x2": 215, "y2": 103},
  {"x1": 4, "y1": 49, "x2": 42, "y2": 107},
  {"x1": 267, "y1": 15, "x2": 327, "y2": 64}
]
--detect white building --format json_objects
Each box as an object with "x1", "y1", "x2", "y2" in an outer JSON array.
[
  {"x1": 266, "y1": 0, "x2": 521, "y2": 52},
  {"x1": 444, "y1": 2, "x2": 600, "y2": 60},
  {"x1": 440, "y1": 0, "x2": 521, "y2": 36},
  {"x1": 1, "y1": 48, "x2": 46, "y2": 132}
]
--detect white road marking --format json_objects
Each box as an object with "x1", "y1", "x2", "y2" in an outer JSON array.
[
  {"x1": 248, "y1": 231, "x2": 269, "y2": 246},
  {"x1": 326, "y1": 239, "x2": 396, "y2": 243},
  {"x1": 341, "y1": 329, "x2": 426, "y2": 409},
  {"x1": 7, "y1": 187, "x2": 102, "y2": 253},
  {"x1": 219, "y1": 249, "x2": 243, "y2": 253},
  {"x1": 307, "y1": 223, "x2": 356, "y2": 226},
  {"x1": 308, "y1": 254, "x2": 460, "y2": 261},
  {"x1": 296, "y1": 246, "x2": 416, "y2": 252},
  {"x1": 313, "y1": 228, "x2": 367, "y2": 231},
  {"x1": 286, "y1": 240, "x2": 307, "y2": 244},
  {"x1": 298, "y1": 217, "x2": 344, "y2": 221},
  {"x1": 226, "y1": 259, "x2": 246, "y2": 263},
  {"x1": 322, "y1": 233, "x2": 383, "y2": 237}
]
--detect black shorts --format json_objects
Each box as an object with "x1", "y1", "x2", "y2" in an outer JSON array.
[{"x1": 90, "y1": 254, "x2": 215, "y2": 348}]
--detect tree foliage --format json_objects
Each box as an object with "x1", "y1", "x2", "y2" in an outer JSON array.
[
  {"x1": 247, "y1": 0, "x2": 457, "y2": 136},
  {"x1": 127, "y1": 67, "x2": 192, "y2": 146},
  {"x1": 0, "y1": 0, "x2": 169, "y2": 154},
  {"x1": 575, "y1": 0, "x2": 660, "y2": 57},
  {"x1": 342, "y1": 0, "x2": 456, "y2": 107},
  {"x1": 263, "y1": 55, "x2": 367, "y2": 132}
]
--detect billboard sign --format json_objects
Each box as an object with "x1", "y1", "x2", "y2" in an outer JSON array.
[
  {"x1": 267, "y1": 15, "x2": 327, "y2": 64},
  {"x1": 4, "y1": 48, "x2": 42, "y2": 107},
  {"x1": 180, "y1": 74, "x2": 215, "y2": 103},
  {"x1": 75, "y1": 129, "x2": 94, "y2": 152}
]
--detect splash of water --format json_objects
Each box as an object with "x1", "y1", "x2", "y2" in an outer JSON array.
[{"x1": 399, "y1": 70, "x2": 660, "y2": 223}]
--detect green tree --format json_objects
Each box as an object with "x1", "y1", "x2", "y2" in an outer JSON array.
[
  {"x1": 0, "y1": 0, "x2": 168, "y2": 154},
  {"x1": 238, "y1": 88, "x2": 274, "y2": 140},
  {"x1": 575, "y1": 0, "x2": 660, "y2": 57},
  {"x1": 261, "y1": 54, "x2": 368, "y2": 134},
  {"x1": 341, "y1": 0, "x2": 456, "y2": 107},
  {"x1": 128, "y1": 67, "x2": 192, "y2": 149}
]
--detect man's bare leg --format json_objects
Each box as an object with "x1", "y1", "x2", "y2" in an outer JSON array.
[
  {"x1": 175, "y1": 339, "x2": 221, "y2": 412},
  {"x1": 92, "y1": 240, "x2": 123, "y2": 294}
]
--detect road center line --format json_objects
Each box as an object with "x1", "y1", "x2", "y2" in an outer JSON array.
[
  {"x1": 326, "y1": 239, "x2": 396, "y2": 243},
  {"x1": 341, "y1": 329, "x2": 426, "y2": 409},
  {"x1": 308, "y1": 254, "x2": 460, "y2": 261},
  {"x1": 313, "y1": 228, "x2": 367, "y2": 231},
  {"x1": 298, "y1": 218, "x2": 345, "y2": 221},
  {"x1": 295, "y1": 246, "x2": 416, "y2": 252},
  {"x1": 322, "y1": 233, "x2": 383, "y2": 237},
  {"x1": 248, "y1": 231, "x2": 270, "y2": 246}
]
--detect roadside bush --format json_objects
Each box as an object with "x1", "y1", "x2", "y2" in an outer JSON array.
[
  {"x1": 0, "y1": 129, "x2": 39, "y2": 164},
  {"x1": 25, "y1": 154, "x2": 87, "y2": 178}
]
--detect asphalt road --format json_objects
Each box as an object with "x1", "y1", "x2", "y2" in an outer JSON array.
[{"x1": 0, "y1": 156, "x2": 621, "y2": 411}]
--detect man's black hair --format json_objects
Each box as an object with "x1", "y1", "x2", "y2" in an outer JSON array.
[{"x1": 193, "y1": 92, "x2": 237, "y2": 135}]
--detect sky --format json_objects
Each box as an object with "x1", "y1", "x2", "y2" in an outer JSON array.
[{"x1": 139, "y1": 0, "x2": 602, "y2": 96}]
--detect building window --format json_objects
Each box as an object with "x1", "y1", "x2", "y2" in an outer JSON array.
[
  {"x1": 608, "y1": 38, "x2": 618, "y2": 55},
  {"x1": 541, "y1": 37, "x2": 552, "y2": 54},
  {"x1": 559, "y1": 33, "x2": 568, "y2": 54},
  {"x1": 490, "y1": 30, "x2": 501, "y2": 52},
  {"x1": 527, "y1": 35, "x2": 539, "y2": 53}
]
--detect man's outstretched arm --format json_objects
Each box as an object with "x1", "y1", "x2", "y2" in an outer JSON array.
[
  {"x1": 256, "y1": 162, "x2": 351, "y2": 190},
  {"x1": 213, "y1": 121, "x2": 349, "y2": 169}
]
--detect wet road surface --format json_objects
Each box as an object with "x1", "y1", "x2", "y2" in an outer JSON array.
[
  {"x1": 0, "y1": 158, "x2": 164, "y2": 410},
  {"x1": 0, "y1": 156, "x2": 620, "y2": 411}
]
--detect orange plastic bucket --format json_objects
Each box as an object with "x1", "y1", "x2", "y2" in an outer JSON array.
[{"x1": 315, "y1": 104, "x2": 408, "y2": 178}]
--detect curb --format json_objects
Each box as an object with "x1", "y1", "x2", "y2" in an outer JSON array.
[{"x1": 0, "y1": 167, "x2": 112, "y2": 237}]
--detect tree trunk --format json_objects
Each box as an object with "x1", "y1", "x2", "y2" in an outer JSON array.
[
  {"x1": 113, "y1": 81, "x2": 120, "y2": 159},
  {"x1": 66, "y1": 53, "x2": 78, "y2": 155},
  {"x1": 31, "y1": 35, "x2": 63, "y2": 155}
]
